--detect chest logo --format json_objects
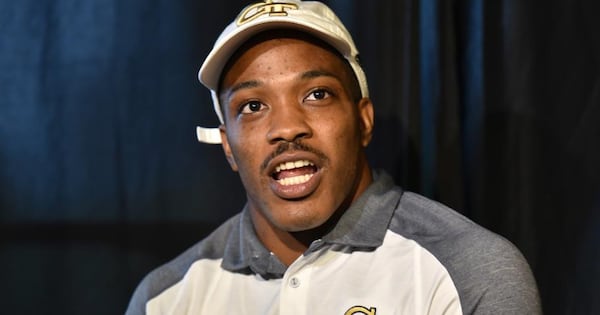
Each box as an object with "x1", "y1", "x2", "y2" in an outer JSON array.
[
  {"x1": 345, "y1": 306, "x2": 377, "y2": 315},
  {"x1": 236, "y1": 0, "x2": 299, "y2": 25}
]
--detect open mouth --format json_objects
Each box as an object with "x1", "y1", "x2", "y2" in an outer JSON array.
[{"x1": 271, "y1": 159, "x2": 318, "y2": 186}]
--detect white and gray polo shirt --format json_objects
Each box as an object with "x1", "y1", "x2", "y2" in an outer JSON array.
[{"x1": 126, "y1": 171, "x2": 541, "y2": 315}]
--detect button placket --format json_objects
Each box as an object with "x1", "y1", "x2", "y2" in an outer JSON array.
[
  {"x1": 289, "y1": 276, "x2": 301, "y2": 288},
  {"x1": 280, "y1": 257, "x2": 314, "y2": 315}
]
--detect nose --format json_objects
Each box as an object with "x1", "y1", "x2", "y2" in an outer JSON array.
[{"x1": 266, "y1": 101, "x2": 312, "y2": 144}]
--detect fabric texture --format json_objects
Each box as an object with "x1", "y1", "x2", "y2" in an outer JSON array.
[
  {"x1": 2, "y1": 1, "x2": 598, "y2": 314},
  {"x1": 126, "y1": 171, "x2": 541, "y2": 314}
]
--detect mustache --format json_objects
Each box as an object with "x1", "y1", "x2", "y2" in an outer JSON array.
[{"x1": 260, "y1": 140, "x2": 328, "y2": 173}]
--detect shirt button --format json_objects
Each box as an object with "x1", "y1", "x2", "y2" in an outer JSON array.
[{"x1": 289, "y1": 277, "x2": 300, "y2": 288}]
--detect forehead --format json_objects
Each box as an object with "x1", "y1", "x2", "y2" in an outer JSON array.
[{"x1": 218, "y1": 29, "x2": 349, "y2": 87}]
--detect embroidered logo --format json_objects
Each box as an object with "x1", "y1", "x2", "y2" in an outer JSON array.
[
  {"x1": 236, "y1": 0, "x2": 298, "y2": 25},
  {"x1": 345, "y1": 305, "x2": 377, "y2": 315}
]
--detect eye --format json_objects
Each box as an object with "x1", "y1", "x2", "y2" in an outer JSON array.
[
  {"x1": 305, "y1": 89, "x2": 330, "y2": 101},
  {"x1": 239, "y1": 100, "x2": 266, "y2": 114}
]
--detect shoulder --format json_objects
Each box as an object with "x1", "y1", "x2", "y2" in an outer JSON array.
[
  {"x1": 390, "y1": 191, "x2": 541, "y2": 314},
  {"x1": 125, "y1": 214, "x2": 241, "y2": 315}
]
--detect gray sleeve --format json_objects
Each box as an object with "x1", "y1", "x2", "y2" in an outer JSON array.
[
  {"x1": 455, "y1": 234, "x2": 542, "y2": 314},
  {"x1": 124, "y1": 247, "x2": 206, "y2": 315},
  {"x1": 392, "y1": 192, "x2": 541, "y2": 314},
  {"x1": 124, "y1": 266, "x2": 179, "y2": 315},
  {"x1": 124, "y1": 280, "x2": 148, "y2": 315},
  {"x1": 123, "y1": 214, "x2": 240, "y2": 315}
]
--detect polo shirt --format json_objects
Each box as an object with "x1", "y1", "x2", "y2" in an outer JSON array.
[{"x1": 126, "y1": 171, "x2": 541, "y2": 314}]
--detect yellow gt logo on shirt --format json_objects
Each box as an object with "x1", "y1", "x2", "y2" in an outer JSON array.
[{"x1": 345, "y1": 305, "x2": 376, "y2": 315}]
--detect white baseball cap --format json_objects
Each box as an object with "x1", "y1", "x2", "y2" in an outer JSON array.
[{"x1": 196, "y1": 0, "x2": 369, "y2": 144}]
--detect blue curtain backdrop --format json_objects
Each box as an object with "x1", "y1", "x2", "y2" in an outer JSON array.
[{"x1": 1, "y1": 0, "x2": 598, "y2": 314}]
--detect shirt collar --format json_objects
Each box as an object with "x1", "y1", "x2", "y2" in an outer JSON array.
[
  {"x1": 220, "y1": 170, "x2": 402, "y2": 277},
  {"x1": 320, "y1": 170, "x2": 402, "y2": 248},
  {"x1": 221, "y1": 204, "x2": 287, "y2": 278}
]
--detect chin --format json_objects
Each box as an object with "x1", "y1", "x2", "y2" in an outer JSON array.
[{"x1": 271, "y1": 207, "x2": 331, "y2": 232}]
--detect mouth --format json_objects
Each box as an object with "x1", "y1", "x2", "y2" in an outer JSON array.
[
  {"x1": 269, "y1": 158, "x2": 321, "y2": 199},
  {"x1": 272, "y1": 159, "x2": 317, "y2": 185}
]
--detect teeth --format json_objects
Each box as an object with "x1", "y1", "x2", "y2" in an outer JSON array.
[
  {"x1": 277, "y1": 174, "x2": 314, "y2": 186},
  {"x1": 273, "y1": 160, "x2": 316, "y2": 186},
  {"x1": 275, "y1": 160, "x2": 313, "y2": 173}
]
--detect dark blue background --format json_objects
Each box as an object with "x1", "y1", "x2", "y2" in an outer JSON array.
[{"x1": 1, "y1": 0, "x2": 598, "y2": 314}]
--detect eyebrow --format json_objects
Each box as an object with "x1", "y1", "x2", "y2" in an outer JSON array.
[
  {"x1": 300, "y1": 69, "x2": 340, "y2": 81},
  {"x1": 227, "y1": 80, "x2": 261, "y2": 95},
  {"x1": 223, "y1": 69, "x2": 341, "y2": 98}
]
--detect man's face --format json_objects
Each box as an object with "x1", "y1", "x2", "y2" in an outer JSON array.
[{"x1": 219, "y1": 33, "x2": 374, "y2": 234}]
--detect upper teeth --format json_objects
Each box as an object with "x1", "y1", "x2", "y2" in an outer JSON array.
[{"x1": 275, "y1": 160, "x2": 313, "y2": 173}]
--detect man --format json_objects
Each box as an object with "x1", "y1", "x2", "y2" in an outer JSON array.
[{"x1": 126, "y1": 1, "x2": 541, "y2": 314}]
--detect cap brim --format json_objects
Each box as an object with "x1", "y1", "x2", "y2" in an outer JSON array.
[
  {"x1": 196, "y1": 126, "x2": 222, "y2": 144},
  {"x1": 198, "y1": 18, "x2": 352, "y2": 91}
]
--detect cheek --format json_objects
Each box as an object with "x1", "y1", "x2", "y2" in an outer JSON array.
[
  {"x1": 325, "y1": 113, "x2": 362, "y2": 146},
  {"x1": 227, "y1": 125, "x2": 263, "y2": 172}
]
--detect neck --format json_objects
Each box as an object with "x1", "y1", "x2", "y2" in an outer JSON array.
[
  {"x1": 250, "y1": 164, "x2": 373, "y2": 266},
  {"x1": 250, "y1": 210, "x2": 308, "y2": 266},
  {"x1": 250, "y1": 210, "x2": 345, "y2": 266}
]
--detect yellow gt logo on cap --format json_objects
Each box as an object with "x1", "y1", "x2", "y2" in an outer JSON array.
[{"x1": 237, "y1": 0, "x2": 299, "y2": 25}]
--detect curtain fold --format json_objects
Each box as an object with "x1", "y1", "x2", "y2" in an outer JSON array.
[{"x1": 1, "y1": 0, "x2": 598, "y2": 314}]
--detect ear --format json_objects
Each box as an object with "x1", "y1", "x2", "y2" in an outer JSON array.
[
  {"x1": 357, "y1": 98, "x2": 374, "y2": 147},
  {"x1": 219, "y1": 125, "x2": 239, "y2": 171}
]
